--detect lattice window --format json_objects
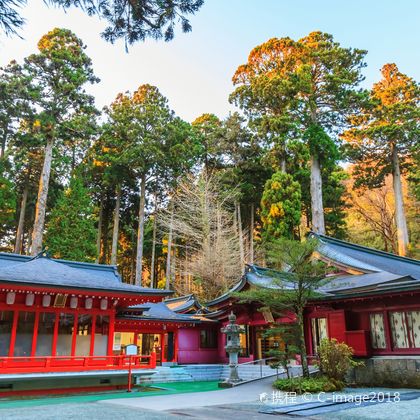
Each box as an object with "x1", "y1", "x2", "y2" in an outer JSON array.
[{"x1": 369, "y1": 313, "x2": 387, "y2": 349}]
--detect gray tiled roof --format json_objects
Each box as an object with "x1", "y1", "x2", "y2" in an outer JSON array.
[
  {"x1": 206, "y1": 265, "x2": 295, "y2": 307},
  {"x1": 206, "y1": 234, "x2": 420, "y2": 306},
  {"x1": 121, "y1": 302, "x2": 200, "y2": 322},
  {"x1": 319, "y1": 271, "x2": 413, "y2": 293},
  {"x1": 314, "y1": 233, "x2": 420, "y2": 279},
  {"x1": 0, "y1": 253, "x2": 170, "y2": 295},
  {"x1": 165, "y1": 294, "x2": 199, "y2": 312}
]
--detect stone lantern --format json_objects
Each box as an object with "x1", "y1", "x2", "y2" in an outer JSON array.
[{"x1": 219, "y1": 311, "x2": 244, "y2": 387}]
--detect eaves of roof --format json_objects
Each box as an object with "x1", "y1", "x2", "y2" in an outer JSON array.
[
  {"x1": 117, "y1": 315, "x2": 201, "y2": 324},
  {"x1": 0, "y1": 278, "x2": 172, "y2": 296},
  {"x1": 310, "y1": 280, "x2": 420, "y2": 302}
]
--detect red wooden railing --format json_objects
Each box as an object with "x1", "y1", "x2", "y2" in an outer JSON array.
[{"x1": 0, "y1": 352, "x2": 157, "y2": 374}]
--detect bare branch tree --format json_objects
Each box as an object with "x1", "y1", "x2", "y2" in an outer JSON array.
[
  {"x1": 159, "y1": 173, "x2": 243, "y2": 301},
  {"x1": 348, "y1": 177, "x2": 398, "y2": 253}
]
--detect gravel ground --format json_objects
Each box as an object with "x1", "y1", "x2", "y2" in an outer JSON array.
[
  {"x1": 256, "y1": 387, "x2": 420, "y2": 420},
  {"x1": 315, "y1": 397, "x2": 420, "y2": 420},
  {"x1": 1, "y1": 385, "x2": 418, "y2": 420},
  {"x1": 0, "y1": 402, "x2": 180, "y2": 420}
]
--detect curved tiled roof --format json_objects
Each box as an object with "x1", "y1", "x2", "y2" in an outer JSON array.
[
  {"x1": 0, "y1": 253, "x2": 170, "y2": 295},
  {"x1": 206, "y1": 234, "x2": 420, "y2": 307},
  {"x1": 165, "y1": 294, "x2": 201, "y2": 312},
  {"x1": 313, "y1": 233, "x2": 420, "y2": 279},
  {"x1": 121, "y1": 302, "x2": 201, "y2": 323}
]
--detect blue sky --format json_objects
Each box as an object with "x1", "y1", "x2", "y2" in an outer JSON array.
[{"x1": 0, "y1": 0, "x2": 419, "y2": 122}]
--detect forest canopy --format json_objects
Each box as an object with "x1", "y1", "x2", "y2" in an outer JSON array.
[{"x1": 0, "y1": 28, "x2": 418, "y2": 299}]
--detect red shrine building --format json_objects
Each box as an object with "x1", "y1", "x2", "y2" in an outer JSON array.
[
  {"x1": 167, "y1": 234, "x2": 420, "y2": 365},
  {"x1": 199, "y1": 234, "x2": 420, "y2": 362},
  {"x1": 1, "y1": 234, "x2": 419, "y2": 394},
  {"x1": 0, "y1": 251, "x2": 202, "y2": 394}
]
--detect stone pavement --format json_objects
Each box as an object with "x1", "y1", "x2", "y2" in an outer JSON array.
[{"x1": 99, "y1": 376, "x2": 276, "y2": 411}]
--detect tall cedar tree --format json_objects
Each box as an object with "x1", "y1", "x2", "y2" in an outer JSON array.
[
  {"x1": 0, "y1": 159, "x2": 16, "y2": 247},
  {"x1": 343, "y1": 64, "x2": 419, "y2": 256},
  {"x1": 106, "y1": 85, "x2": 197, "y2": 285},
  {"x1": 45, "y1": 176, "x2": 97, "y2": 261},
  {"x1": 2, "y1": 0, "x2": 204, "y2": 45},
  {"x1": 24, "y1": 28, "x2": 99, "y2": 255},
  {"x1": 236, "y1": 238, "x2": 327, "y2": 378},
  {"x1": 231, "y1": 32, "x2": 366, "y2": 234},
  {"x1": 9, "y1": 118, "x2": 45, "y2": 253},
  {"x1": 91, "y1": 125, "x2": 136, "y2": 266},
  {"x1": 260, "y1": 171, "x2": 302, "y2": 240},
  {"x1": 0, "y1": 60, "x2": 34, "y2": 159},
  {"x1": 222, "y1": 113, "x2": 270, "y2": 264},
  {"x1": 192, "y1": 113, "x2": 225, "y2": 171}
]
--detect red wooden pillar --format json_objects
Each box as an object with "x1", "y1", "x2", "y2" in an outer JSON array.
[
  {"x1": 160, "y1": 333, "x2": 165, "y2": 363},
  {"x1": 51, "y1": 312, "x2": 59, "y2": 356},
  {"x1": 8, "y1": 310, "x2": 18, "y2": 357},
  {"x1": 382, "y1": 309, "x2": 393, "y2": 351},
  {"x1": 89, "y1": 314, "x2": 96, "y2": 356},
  {"x1": 174, "y1": 330, "x2": 179, "y2": 363},
  {"x1": 107, "y1": 312, "x2": 115, "y2": 356},
  {"x1": 71, "y1": 314, "x2": 78, "y2": 356},
  {"x1": 31, "y1": 311, "x2": 40, "y2": 357}
]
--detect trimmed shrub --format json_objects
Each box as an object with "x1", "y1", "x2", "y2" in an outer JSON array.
[
  {"x1": 318, "y1": 338, "x2": 363, "y2": 382},
  {"x1": 273, "y1": 376, "x2": 344, "y2": 394}
]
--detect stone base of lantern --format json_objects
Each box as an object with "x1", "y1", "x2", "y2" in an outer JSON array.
[{"x1": 218, "y1": 379, "x2": 243, "y2": 388}]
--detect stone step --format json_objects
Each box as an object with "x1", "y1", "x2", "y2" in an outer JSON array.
[{"x1": 138, "y1": 364, "x2": 291, "y2": 384}]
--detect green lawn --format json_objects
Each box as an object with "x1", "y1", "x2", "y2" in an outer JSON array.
[{"x1": 0, "y1": 381, "x2": 220, "y2": 409}]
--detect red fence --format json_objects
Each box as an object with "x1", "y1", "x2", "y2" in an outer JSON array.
[{"x1": 0, "y1": 353, "x2": 157, "y2": 374}]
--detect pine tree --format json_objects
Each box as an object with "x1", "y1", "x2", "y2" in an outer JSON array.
[
  {"x1": 344, "y1": 63, "x2": 419, "y2": 256},
  {"x1": 236, "y1": 238, "x2": 328, "y2": 378},
  {"x1": 24, "y1": 28, "x2": 99, "y2": 255},
  {"x1": 1, "y1": 1, "x2": 204, "y2": 45},
  {"x1": 231, "y1": 32, "x2": 366, "y2": 234},
  {"x1": 45, "y1": 176, "x2": 97, "y2": 262}
]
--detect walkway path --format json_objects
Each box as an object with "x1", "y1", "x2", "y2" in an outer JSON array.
[{"x1": 99, "y1": 376, "x2": 276, "y2": 411}]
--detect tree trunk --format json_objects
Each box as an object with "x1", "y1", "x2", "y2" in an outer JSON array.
[
  {"x1": 236, "y1": 202, "x2": 245, "y2": 272},
  {"x1": 101, "y1": 196, "x2": 111, "y2": 264},
  {"x1": 391, "y1": 146, "x2": 409, "y2": 256},
  {"x1": 26, "y1": 228, "x2": 32, "y2": 255},
  {"x1": 110, "y1": 184, "x2": 121, "y2": 265},
  {"x1": 310, "y1": 154, "x2": 325, "y2": 234},
  {"x1": 31, "y1": 136, "x2": 54, "y2": 255},
  {"x1": 14, "y1": 183, "x2": 29, "y2": 254},
  {"x1": 150, "y1": 191, "x2": 158, "y2": 289},
  {"x1": 280, "y1": 156, "x2": 286, "y2": 173},
  {"x1": 165, "y1": 204, "x2": 174, "y2": 290},
  {"x1": 1, "y1": 128, "x2": 7, "y2": 159},
  {"x1": 249, "y1": 203, "x2": 254, "y2": 264},
  {"x1": 135, "y1": 175, "x2": 146, "y2": 286},
  {"x1": 297, "y1": 309, "x2": 310, "y2": 378},
  {"x1": 95, "y1": 197, "x2": 104, "y2": 263}
]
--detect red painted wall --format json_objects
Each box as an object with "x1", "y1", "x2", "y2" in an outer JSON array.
[{"x1": 177, "y1": 327, "x2": 220, "y2": 364}]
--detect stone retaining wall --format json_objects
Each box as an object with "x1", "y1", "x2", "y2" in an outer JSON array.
[{"x1": 348, "y1": 357, "x2": 420, "y2": 388}]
